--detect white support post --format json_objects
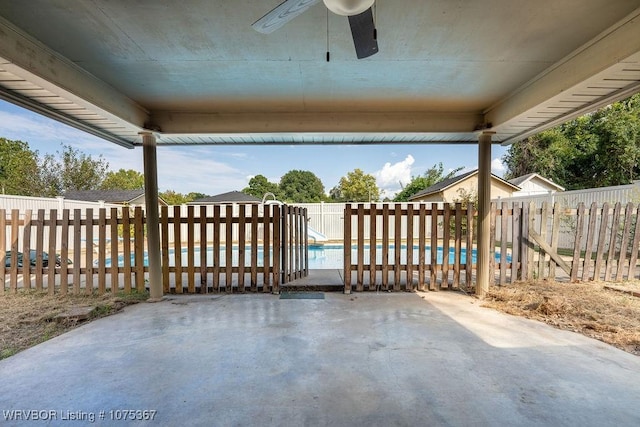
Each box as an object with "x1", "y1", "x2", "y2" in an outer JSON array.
[
  {"x1": 141, "y1": 131, "x2": 163, "y2": 301},
  {"x1": 477, "y1": 132, "x2": 494, "y2": 298}
]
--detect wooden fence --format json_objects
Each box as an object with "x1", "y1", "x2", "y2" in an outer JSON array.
[
  {"x1": 1, "y1": 204, "x2": 308, "y2": 294},
  {"x1": 343, "y1": 203, "x2": 475, "y2": 292},
  {"x1": 343, "y1": 202, "x2": 640, "y2": 292}
]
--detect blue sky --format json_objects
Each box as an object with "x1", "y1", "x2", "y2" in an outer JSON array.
[{"x1": 0, "y1": 100, "x2": 510, "y2": 197}]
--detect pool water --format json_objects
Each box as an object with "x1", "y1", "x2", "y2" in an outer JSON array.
[{"x1": 100, "y1": 244, "x2": 508, "y2": 270}]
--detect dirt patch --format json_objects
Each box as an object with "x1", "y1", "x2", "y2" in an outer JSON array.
[
  {"x1": 483, "y1": 280, "x2": 640, "y2": 356},
  {"x1": 0, "y1": 290, "x2": 148, "y2": 360}
]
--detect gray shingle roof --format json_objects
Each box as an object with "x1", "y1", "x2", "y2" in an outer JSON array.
[
  {"x1": 507, "y1": 173, "x2": 537, "y2": 187},
  {"x1": 508, "y1": 173, "x2": 565, "y2": 191},
  {"x1": 64, "y1": 189, "x2": 145, "y2": 203},
  {"x1": 408, "y1": 170, "x2": 478, "y2": 200},
  {"x1": 190, "y1": 191, "x2": 262, "y2": 204},
  {"x1": 408, "y1": 169, "x2": 520, "y2": 200}
]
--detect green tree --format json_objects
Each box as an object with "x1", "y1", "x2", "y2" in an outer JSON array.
[
  {"x1": 279, "y1": 170, "x2": 325, "y2": 202},
  {"x1": 591, "y1": 98, "x2": 640, "y2": 187},
  {"x1": 185, "y1": 192, "x2": 208, "y2": 201},
  {"x1": 330, "y1": 168, "x2": 379, "y2": 202},
  {"x1": 39, "y1": 144, "x2": 109, "y2": 196},
  {"x1": 0, "y1": 138, "x2": 41, "y2": 196},
  {"x1": 242, "y1": 174, "x2": 280, "y2": 199},
  {"x1": 503, "y1": 93, "x2": 640, "y2": 190},
  {"x1": 451, "y1": 187, "x2": 478, "y2": 238},
  {"x1": 159, "y1": 191, "x2": 206, "y2": 205},
  {"x1": 100, "y1": 169, "x2": 145, "y2": 190},
  {"x1": 393, "y1": 163, "x2": 463, "y2": 202},
  {"x1": 159, "y1": 190, "x2": 190, "y2": 206}
]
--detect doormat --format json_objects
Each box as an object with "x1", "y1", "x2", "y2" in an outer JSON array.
[{"x1": 279, "y1": 292, "x2": 325, "y2": 300}]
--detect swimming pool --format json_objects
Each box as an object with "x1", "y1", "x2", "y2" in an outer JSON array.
[{"x1": 100, "y1": 244, "x2": 508, "y2": 270}]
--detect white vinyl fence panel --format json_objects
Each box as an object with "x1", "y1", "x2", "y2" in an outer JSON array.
[
  {"x1": 493, "y1": 182, "x2": 640, "y2": 250},
  {"x1": 295, "y1": 202, "x2": 446, "y2": 241},
  {"x1": 1, "y1": 195, "x2": 122, "y2": 251}
]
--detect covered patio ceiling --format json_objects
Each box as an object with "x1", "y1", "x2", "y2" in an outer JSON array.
[{"x1": 0, "y1": 0, "x2": 638, "y2": 149}]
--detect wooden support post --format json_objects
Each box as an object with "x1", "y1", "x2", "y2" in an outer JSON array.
[
  {"x1": 141, "y1": 131, "x2": 162, "y2": 301},
  {"x1": 476, "y1": 132, "x2": 493, "y2": 297}
]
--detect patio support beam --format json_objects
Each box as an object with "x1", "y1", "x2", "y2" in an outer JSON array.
[
  {"x1": 476, "y1": 132, "x2": 493, "y2": 298},
  {"x1": 141, "y1": 131, "x2": 163, "y2": 301}
]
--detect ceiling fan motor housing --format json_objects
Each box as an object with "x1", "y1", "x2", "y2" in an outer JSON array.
[{"x1": 323, "y1": 0, "x2": 374, "y2": 16}]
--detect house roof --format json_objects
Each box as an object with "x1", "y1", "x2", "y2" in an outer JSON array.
[
  {"x1": 190, "y1": 191, "x2": 262, "y2": 204},
  {"x1": 408, "y1": 170, "x2": 520, "y2": 200},
  {"x1": 64, "y1": 189, "x2": 146, "y2": 204},
  {"x1": 508, "y1": 173, "x2": 565, "y2": 191}
]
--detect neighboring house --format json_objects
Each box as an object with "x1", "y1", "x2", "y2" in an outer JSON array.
[
  {"x1": 408, "y1": 170, "x2": 520, "y2": 203},
  {"x1": 64, "y1": 189, "x2": 167, "y2": 207},
  {"x1": 189, "y1": 191, "x2": 262, "y2": 205},
  {"x1": 508, "y1": 173, "x2": 565, "y2": 196}
]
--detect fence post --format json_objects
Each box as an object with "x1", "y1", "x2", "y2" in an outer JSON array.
[
  {"x1": 1, "y1": 209, "x2": 6, "y2": 291},
  {"x1": 615, "y1": 203, "x2": 634, "y2": 281},
  {"x1": 628, "y1": 205, "x2": 640, "y2": 280},
  {"x1": 344, "y1": 204, "x2": 352, "y2": 294},
  {"x1": 369, "y1": 203, "x2": 377, "y2": 290},
  {"x1": 271, "y1": 204, "x2": 279, "y2": 293},
  {"x1": 22, "y1": 210, "x2": 32, "y2": 291},
  {"x1": 85, "y1": 209, "x2": 94, "y2": 294},
  {"x1": 489, "y1": 202, "x2": 496, "y2": 286},
  {"x1": 570, "y1": 203, "x2": 585, "y2": 282}
]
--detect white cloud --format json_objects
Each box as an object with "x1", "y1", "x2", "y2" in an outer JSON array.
[
  {"x1": 375, "y1": 154, "x2": 415, "y2": 195},
  {"x1": 155, "y1": 147, "x2": 247, "y2": 195},
  {"x1": 491, "y1": 158, "x2": 506, "y2": 176}
]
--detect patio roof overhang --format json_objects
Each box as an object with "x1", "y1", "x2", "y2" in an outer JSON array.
[
  {"x1": 0, "y1": 1, "x2": 638, "y2": 149},
  {"x1": 1, "y1": 1, "x2": 639, "y2": 299}
]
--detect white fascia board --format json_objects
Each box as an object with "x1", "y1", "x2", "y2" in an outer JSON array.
[
  {"x1": 0, "y1": 16, "x2": 149, "y2": 130},
  {"x1": 150, "y1": 111, "x2": 484, "y2": 134},
  {"x1": 485, "y1": 7, "x2": 640, "y2": 136}
]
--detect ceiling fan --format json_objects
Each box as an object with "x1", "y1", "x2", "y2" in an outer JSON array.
[{"x1": 252, "y1": 0, "x2": 379, "y2": 59}]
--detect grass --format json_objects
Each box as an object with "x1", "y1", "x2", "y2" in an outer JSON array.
[
  {"x1": 483, "y1": 280, "x2": 640, "y2": 356},
  {"x1": 0, "y1": 290, "x2": 148, "y2": 360}
]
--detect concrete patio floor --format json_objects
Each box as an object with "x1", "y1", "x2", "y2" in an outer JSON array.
[{"x1": 1, "y1": 290, "x2": 639, "y2": 426}]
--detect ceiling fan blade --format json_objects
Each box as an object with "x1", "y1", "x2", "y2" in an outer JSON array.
[
  {"x1": 252, "y1": 0, "x2": 321, "y2": 34},
  {"x1": 348, "y1": 7, "x2": 378, "y2": 59}
]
